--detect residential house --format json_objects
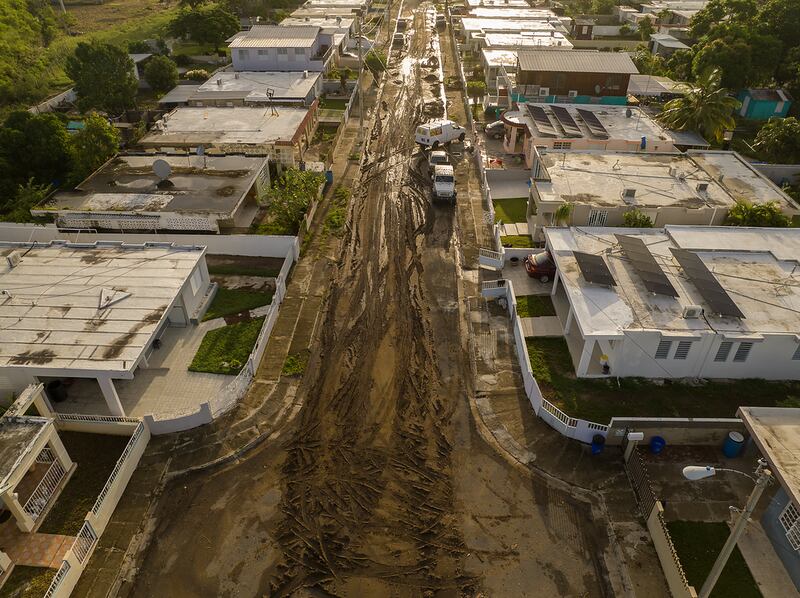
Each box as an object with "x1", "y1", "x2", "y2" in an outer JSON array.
[
  {"x1": 648, "y1": 33, "x2": 690, "y2": 57},
  {"x1": 737, "y1": 89, "x2": 793, "y2": 120},
  {"x1": 32, "y1": 154, "x2": 270, "y2": 233},
  {"x1": 571, "y1": 19, "x2": 594, "y2": 40},
  {"x1": 129, "y1": 53, "x2": 153, "y2": 89},
  {"x1": 543, "y1": 225, "x2": 800, "y2": 379},
  {"x1": 228, "y1": 26, "x2": 335, "y2": 72},
  {"x1": 527, "y1": 149, "x2": 800, "y2": 240},
  {"x1": 515, "y1": 49, "x2": 639, "y2": 104}
]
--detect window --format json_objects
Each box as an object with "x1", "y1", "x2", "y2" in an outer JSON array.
[
  {"x1": 553, "y1": 141, "x2": 572, "y2": 150},
  {"x1": 581, "y1": 26, "x2": 588, "y2": 34},
  {"x1": 779, "y1": 502, "x2": 800, "y2": 551},
  {"x1": 294, "y1": 47, "x2": 305, "y2": 55},
  {"x1": 258, "y1": 49, "x2": 268, "y2": 56},
  {"x1": 587, "y1": 209, "x2": 608, "y2": 226},
  {"x1": 674, "y1": 340, "x2": 692, "y2": 360},
  {"x1": 733, "y1": 341, "x2": 753, "y2": 363},
  {"x1": 714, "y1": 341, "x2": 733, "y2": 362},
  {"x1": 277, "y1": 48, "x2": 288, "y2": 55},
  {"x1": 793, "y1": 344, "x2": 800, "y2": 360},
  {"x1": 238, "y1": 49, "x2": 248, "y2": 60},
  {"x1": 655, "y1": 340, "x2": 672, "y2": 360}
]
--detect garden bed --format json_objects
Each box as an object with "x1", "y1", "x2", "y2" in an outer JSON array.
[
  {"x1": 0, "y1": 565, "x2": 56, "y2": 598},
  {"x1": 500, "y1": 235, "x2": 533, "y2": 248},
  {"x1": 189, "y1": 317, "x2": 265, "y2": 375},
  {"x1": 202, "y1": 288, "x2": 272, "y2": 321},
  {"x1": 516, "y1": 295, "x2": 555, "y2": 317},
  {"x1": 493, "y1": 197, "x2": 528, "y2": 223}
]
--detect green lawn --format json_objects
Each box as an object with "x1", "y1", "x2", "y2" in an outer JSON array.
[
  {"x1": 500, "y1": 234, "x2": 534, "y2": 248},
  {"x1": 0, "y1": 565, "x2": 56, "y2": 598},
  {"x1": 516, "y1": 295, "x2": 555, "y2": 317},
  {"x1": 667, "y1": 521, "x2": 762, "y2": 598},
  {"x1": 320, "y1": 97, "x2": 349, "y2": 110},
  {"x1": 525, "y1": 337, "x2": 800, "y2": 423},
  {"x1": 189, "y1": 317, "x2": 264, "y2": 375},
  {"x1": 207, "y1": 264, "x2": 280, "y2": 278},
  {"x1": 202, "y1": 288, "x2": 272, "y2": 321},
  {"x1": 493, "y1": 197, "x2": 528, "y2": 223},
  {"x1": 38, "y1": 432, "x2": 128, "y2": 536}
]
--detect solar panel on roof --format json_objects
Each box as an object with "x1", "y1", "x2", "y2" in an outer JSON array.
[
  {"x1": 669, "y1": 248, "x2": 745, "y2": 318},
  {"x1": 550, "y1": 105, "x2": 583, "y2": 138},
  {"x1": 527, "y1": 104, "x2": 557, "y2": 137},
  {"x1": 615, "y1": 234, "x2": 678, "y2": 297},
  {"x1": 574, "y1": 251, "x2": 616, "y2": 286},
  {"x1": 576, "y1": 108, "x2": 610, "y2": 139}
]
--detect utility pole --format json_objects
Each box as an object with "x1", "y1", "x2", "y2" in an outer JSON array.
[{"x1": 356, "y1": 9, "x2": 365, "y2": 144}]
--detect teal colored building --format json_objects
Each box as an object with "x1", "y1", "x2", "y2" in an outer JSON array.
[{"x1": 737, "y1": 88, "x2": 793, "y2": 120}]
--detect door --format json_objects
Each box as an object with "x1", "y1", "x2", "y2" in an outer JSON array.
[{"x1": 168, "y1": 304, "x2": 187, "y2": 327}]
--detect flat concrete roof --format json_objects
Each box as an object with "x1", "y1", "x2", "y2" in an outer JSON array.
[
  {"x1": 512, "y1": 102, "x2": 670, "y2": 144},
  {"x1": 536, "y1": 150, "x2": 800, "y2": 213},
  {"x1": 484, "y1": 32, "x2": 572, "y2": 49},
  {"x1": 141, "y1": 106, "x2": 309, "y2": 147},
  {"x1": 290, "y1": 7, "x2": 361, "y2": 17},
  {"x1": 468, "y1": 7, "x2": 557, "y2": 19},
  {"x1": 460, "y1": 17, "x2": 558, "y2": 32},
  {"x1": 0, "y1": 418, "x2": 47, "y2": 487},
  {"x1": 280, "y1": 16, "x2": 354, "y2": 31},
  {"x1": 158, "y1": 84, "x2": 202, "y2": 105},
  {"x1": 0, "y1": 241, "x2": 205, "y2": 374},
  {"x1": 545, "y1": 226, "x2": 800, "y2": 336},
  {"x1": 40, "y1": 154, "x2": 266, "y2": 216},
  {"x1": 195, "y1": 71, "x2": 320, "y2": 102},
  {"x1": 482, "y1": 48, "x2": 519, "y2": 67},
  {"x1": 738, "y1": 406, "x2": 800, "y2": 506},
  {"x1": 466, "y1": 0, "x2": 530, "y2": 6}
]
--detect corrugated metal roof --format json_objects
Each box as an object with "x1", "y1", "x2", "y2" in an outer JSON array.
[
  {"x1": 517, "y1": 50, "x2": 638, "y2": 74},
  {"x1": 229, "y1": 25, "x2": 320, "y2": 48}
]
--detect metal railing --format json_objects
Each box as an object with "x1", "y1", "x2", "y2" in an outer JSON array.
[
  {"x1": 35, "y1": 447, "x2": 55, "y2": 464},
  {"x1": 54, "y1": 413, "x2": 140, "y2": 424},
  {"x1": 23, "y1": 458, "x2": 66, "y2": 520},
  {"x1": 91, "y1": 423, "x2": 145, "y2": 517},
  {"x1": 625, "y1": 447, "x2": 658, "y2": 519},
  {"x1": 72, "y1": 521, "x2": 98, "y2": 564},
  {"x1": 43, "y1": 561, "x2": 70, "y2": 598}
]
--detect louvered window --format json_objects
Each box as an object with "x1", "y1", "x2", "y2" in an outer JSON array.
[
  {"x1": 733, "y1": 342, "x2": 753, "y2": 363},
  {"x1": 674, "y1": 341, "x2": 692, "y2": 360},
  {"x1": 714, "y1": 341, "x2": 733, "y2": 362},
  {"x1": 655, "y1": 340, "x2": 672, "y2": 360}
]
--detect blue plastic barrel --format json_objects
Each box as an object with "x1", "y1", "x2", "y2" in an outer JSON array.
[
  {"x1": 650, "y1": 435, "x2": 666, "y2": 455},
  {"x1": 325, "y1": 170, "x2": 334, "y2": 185},
  {"x1": 591, "y1": 434, "x2": 605, "y2": 455},
  {"x1": 723, "y1": 431, "x2": 745, "y2": 458}
]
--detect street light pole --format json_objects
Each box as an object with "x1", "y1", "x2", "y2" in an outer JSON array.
[
  {"x1": 356, "y1": 9, "x2": 365, "y2": 144},
  {"x1": 683, "y1": 460, "x2": 773, "y2": 598}
]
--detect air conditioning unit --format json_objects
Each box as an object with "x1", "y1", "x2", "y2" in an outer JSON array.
[
  {"x1": 539, "y1": 87, "x2": 550, "y2": 97},
  {"x1": 683, "y1": 305, "x2": 703, "y2": 319},
  {"x1": 6, "y1": 251, "x2": 21, "y2": 269},
  {"x1": 568, "y1": 90, "x2": 578, "y2": 98},
  {"x1": 696, "y1": 182, "x2": 709, "y2": 193},
  {"x1": 623, "y1": 188, "x2": 637, "y2": 200}
]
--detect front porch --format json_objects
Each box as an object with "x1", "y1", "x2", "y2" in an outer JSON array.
[
  {"x1": 551, "y1": 275, "x2": 608, "y2": 377},
  {"x1": 44, "y1": 319, "x2": 235, "y2": 420}
]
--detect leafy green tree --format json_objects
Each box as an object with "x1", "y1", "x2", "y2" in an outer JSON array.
[
  {"x1": 632, "y1": 45, "x2": 666, "y2": 76},
  {"x1": 657, "y1": 68, "x2": 740, "y2": 143},
  {"x1": 591, "y1": 0, "x2": 615, "y2": 15},
  {"x1": 365, "y1": 49, "x2": 387, "y2": 74},
  {"x1": 1, "y1": 179, "x2": 51, "y2": 223},
  {"x1": 554, "y1": 203, "x2": 573, "y2": 226},
  {"x1": 619, "y1": 23, "x2": 633, "y2": 37},
  {"x1": 623, "y1": 209, "x2": 654, "y2": 228},
  {"x1": 70, "y1": 113, "x2": 120, "y2": 184},
  {"x1": 467, "y1": 80, "x2": 487, "y2": 104},
  {"x1": 726, "y1": 200, "x2": 789, "y2": 227},
  {"x1": 66, "y1": 41, "x2": 138, "y2": 114},
  {"x1": 758, "y1": 0, "x2": 800, "y2": 52},
  {"x1": 753, "y1": 118, "x2": 800, "y2": 164},
  {"x1": 258, "y1": 169, "x2": 325, "y2": 234},
  {"x1": 144, "y1": 55, "x2": 179, "y2": 93},
  {"x1": 689, "y1": 0, "x2": 758, "y2": 39},
  {"x1": 339, "y1": 67, "x2": 352, "y2": 92},
  {"x1": 665, "y1": 49, "x2": 694, "y2": 81},
  {"x1": 638, "y1": 16, "x2": 655, "y2": 41},
  {"x1": 169, "y1": 4, "x2": 239, "y2": 52},
  {"x1": 692, "y1": 38, "x2": 751, "y2": 89},
  {"x1": 0, "y1": 0, "x2": 51, "y2": 104}
]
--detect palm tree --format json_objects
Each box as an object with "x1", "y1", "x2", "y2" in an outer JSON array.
[{"x1": 656, "y1": 68, "x2": 740, "y2": 143}]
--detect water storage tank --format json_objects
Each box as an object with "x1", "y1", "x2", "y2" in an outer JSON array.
[
  {"x1": 650, "y1": 435, "x2": 666, "y2": 455},
  {"x1": 723, "y1": 431, "x2": 745, "y2": 458},
  {"x1": 591, "y1": 434, "x2": 605, "y2": 455}
]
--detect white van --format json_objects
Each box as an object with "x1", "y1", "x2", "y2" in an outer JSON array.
[
  {"x1": 432, "y1": 164, "x2": 456, "y2": 202},
  {"x1": 415, "y1": 119, "x2": 466, "y2": 148}
]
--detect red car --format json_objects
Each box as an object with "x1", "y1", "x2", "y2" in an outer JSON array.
[{"x1": 524, "y1": 250, "x2": 556, "y2": 282}]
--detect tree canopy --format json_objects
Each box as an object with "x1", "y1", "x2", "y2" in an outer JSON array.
[
  {"x1": 70, "y1": 113, "x2": 120, "y2": 184},
  {"x1": 753, "y1": 117, "x2": 800, "y2": 163},
  {"x1": 169, "y1": 3, "x2": 239, "y2": 52},
  {"x1": 66, "y1": 41, "x2": 138, "y2": 114},
  {"x1": 622, "y1": 210, "x2": 654, "y2": 228},
  {"x1": 144, "y1": 55, "x2": 179, "y2": 93},
  {"x1": 726, "y1": 200, "x2": 790, "y2": 227}
]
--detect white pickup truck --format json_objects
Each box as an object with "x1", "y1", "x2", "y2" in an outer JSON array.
[
  {"x1": 415, "y1": 119, "x2": 466, "y2": 148},
  {"x1": 431, "y1": 164, "x2": 456, "y2": 202}
]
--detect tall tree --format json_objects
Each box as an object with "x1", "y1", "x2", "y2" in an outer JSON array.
[
  {"x1": 657, "y1": 68, "x2": 740, "y2": 143},
  {"x1": 66, "y1": 41, "x2": 138, "y2": 114},
  {"x1": 169, "y1": 4, "x2": 239, "y2": 52},
  {"x1": 0, "y1": 111, "x2": 72, "y2": 192},
  {"x1": 758, "y1": 0, "x2": 800, "y2": 53},
  {"x1": 689, "y1": 0, "x2": 758, "y2": 39},
  {"x1": 692, "y1": 38, "x2": 752, "y2": 89},
  {"x1": 144, "y1": 55, "x2": 179, "y2": 93},
  {"x1": 638, "y1": 16, "x2": 655, "y2": 42},
  {"x1": 70, "y1": 113, "x2": 120, "y2": 184},
  {"x1": 753, "y1": 117, "x2": 800, "y2": 164}
]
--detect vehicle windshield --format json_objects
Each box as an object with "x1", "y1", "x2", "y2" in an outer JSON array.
[
  {"x1": 532, "y1": 252, "x2": 552, "y2": 267},
  {"x1": 431, "y1": 156, "x2": 448, "y2": 164},
  {"x1": 435, "y1": 176, "x2": 455, "y2": 183},
  {"x1": 416, "y1": 127, "x2": 427, "y2": 135}
]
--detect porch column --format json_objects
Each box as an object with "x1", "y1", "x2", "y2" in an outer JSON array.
[
  {"x1": 97, "y1": 377, "x2": 125, "y2": 417},
  {"x1": 47, "y1": 430, "x2": 74, "y2": 472},
  {"x1": 564, "y1": 305, "x2": 573, "y2": 334},
  {"x1": 576, "y1": 340, "x2": 594, "y2": 377},
  {"x1": 1, "y1": 490, "x2": 34, "y2": 532},
  {"x1": 0, "y1": 550, "x2": 11, "y2": 572},
  {"x1": 32, "y1": 389, "x2": 53, "y2": 418},
  {"x1": 551, "y1": 270, "x2": 560, "y2": 297}
]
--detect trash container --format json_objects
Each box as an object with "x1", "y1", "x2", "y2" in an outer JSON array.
[
  {"x1": 650, "y1": 435, "x2": 666, "y2": 455},
  {"x1": 591, "y1": 434, "x2": 606, "y2": 455},
  {"x1": 723, "y1": 431, "x2": 745, "y2": 458}
]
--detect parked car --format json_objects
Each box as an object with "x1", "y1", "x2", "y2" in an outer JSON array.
[
  {"x1": 484, "y1": 120, "x2": 505, "y2": 140},
  {"x1": 396, "y1": 18, "x2": 408, "y2": 32},
  {"x1": 435, "y1": 14, "x2": 447, "y2": 30},
  {"x1": 432, "y1": 164, "x2": 456, "y2": 202},
  {"x1": 415, "y1": 119, "x2": 466, "y2": 148},
  {"x1": 523, "y1": 251, "x2": 556, "y2": 282},
  {"x1": 428, "y1": 150, "x2": 450, "y2": 172},
  {"x1": 393, "y1": 33, "x2": 405, "y2": 48}
]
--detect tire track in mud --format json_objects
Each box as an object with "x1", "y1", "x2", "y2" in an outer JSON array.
[{"x1": 267, "y1": 3, "x2": 477, "y2": 596}]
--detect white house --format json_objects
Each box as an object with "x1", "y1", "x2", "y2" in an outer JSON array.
[
  {"x1": 228, "y1": 25, "x2": 336, "y2": 72},
  {"x1": 527, "y1": 150, "x2": 800, "y2": 241},
  {"x1": 0, "y1": 241, "x2": 212, "y2": 416},
  {"x1": 544, "y1": 226, "x2": 800, "y2": 379}
]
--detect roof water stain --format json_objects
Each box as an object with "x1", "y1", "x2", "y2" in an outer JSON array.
[
  {"x1": 102, "y1": 306, "x2": 165, "y2": 358},
  {"x1": 10, "y1": 349, "x2": 56, "y2": 365},
  {"x1": 80, "y1": 252, "x2": 107, "y2": 265}
]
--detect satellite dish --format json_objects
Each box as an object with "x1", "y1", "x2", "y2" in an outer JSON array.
[{"x1": 152, "y1": 159, "x2": 172, "y2": 181}]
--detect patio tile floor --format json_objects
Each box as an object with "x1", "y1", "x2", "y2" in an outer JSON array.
[{"x1": 0, "y1": 520, "x2": 73, "y2": 568}]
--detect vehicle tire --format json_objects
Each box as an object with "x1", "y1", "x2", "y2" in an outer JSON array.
[
  {"x1": 459, "y1": 132, "x2": 466, "y2": 142},
  {"x1": 432, "y1": 140, "x2": 440, "y2": 149},
  {"x1": 540, "y1": 275, "x2": 550, "y2": 283}
]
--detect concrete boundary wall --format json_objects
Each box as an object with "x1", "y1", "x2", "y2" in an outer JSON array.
[
  {"x1": 607, "y1": 417, "x2": 745, "y2": 447},
  {"x1": 0, "y1": 224, "x2": 299, "y2": 260},
  {"x1": 647, "y1": 501, "x2": 698, "y2": 598}
]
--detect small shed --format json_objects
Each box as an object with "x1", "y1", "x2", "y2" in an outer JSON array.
[{"x1": 737, "y1": 88, "x2": 793, "y2": 120}]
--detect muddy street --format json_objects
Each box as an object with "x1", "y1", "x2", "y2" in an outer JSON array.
[{"x1": 127, "y1": 3, "x2": 613, "y2": 597}]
